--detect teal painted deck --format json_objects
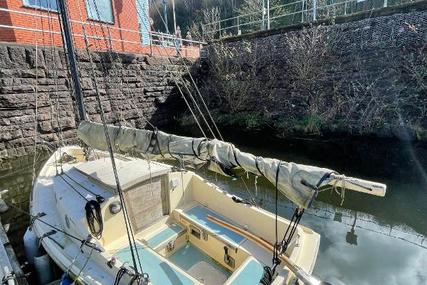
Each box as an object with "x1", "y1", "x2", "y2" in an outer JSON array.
[
  {"x1": 115, "y1": 244, "x2": 194, "y2": 285},
  {"x1": 229, "y1": 259, "x2": 264, "y2": 285},
  {"x1": 169, "y1": 243, "x2": 231, "y2": 277},
  {"x1": 147, "y1": 223, "x2": 184, "y2": 248},
  {"x1": 184, "y1": 206, "x2": 246, "y2": 246}
]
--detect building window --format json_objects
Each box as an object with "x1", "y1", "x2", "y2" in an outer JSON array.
[
  {"x1": 86, "y1": 0, "x2": 114, "y2": 24},
  {"x1": 137, "y1": 0, "x2": 150, "y2": 45},
  {"x1": 23, "y1": 0, "x2": 58, "y2": 11}
]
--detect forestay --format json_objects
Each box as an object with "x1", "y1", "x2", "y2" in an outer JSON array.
[{"x1": 77, "y1": 121, "x2": 334, "y2": 209}]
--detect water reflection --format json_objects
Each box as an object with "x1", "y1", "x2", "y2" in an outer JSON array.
[{"x1": 345, "y1": 212, "x2": 358, "y2": 246}]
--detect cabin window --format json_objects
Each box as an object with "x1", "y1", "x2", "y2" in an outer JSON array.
[
  {"x1": 23, "y1": 0, "x2": 58, "y2": 11},
  {"x1": 86, "y1": 0, "x2": 114, "y2": 24}
]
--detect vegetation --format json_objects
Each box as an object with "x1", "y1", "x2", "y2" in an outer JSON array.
[{"x1": 197, "y1": 23, "x2": 427, "y2": 140}]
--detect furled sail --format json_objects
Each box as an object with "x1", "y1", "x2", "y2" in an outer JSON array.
[{"x1": 77, "y1": 121, "x2": 385, "y2": 209}]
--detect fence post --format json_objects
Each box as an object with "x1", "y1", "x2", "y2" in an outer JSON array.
[
  {"x1": 301, "y1": 0, "x2": 305, "y2": 23},
  {"x1": 237, "y1": 16, "x2": 241, "y2": 35},
  {"x1": 267, "y1": 0, "x2": 270, "y2": 29},
  {"x1": 313, "y1": 0, "x2": 317, "y2": 21},
  {"x1": 262, "y1": 0, "x2": 265, "y2": 30}
]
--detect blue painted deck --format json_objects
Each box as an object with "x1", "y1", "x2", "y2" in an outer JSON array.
[
  {"x1": 115, "y1": 244, "x2": 194, "y2": 285},
  {"x1": 147, "y1": 223, "x2": 184, "y2": 248},
  {"x1": 183, "y1": 206, "x2": 246, "y2": 246},
  {"x1": 169, "y1": 243, "x2": 231, "y2": 278},
  {"x1": 229, "y1": 259, "x2": 264, "y2": 285}
]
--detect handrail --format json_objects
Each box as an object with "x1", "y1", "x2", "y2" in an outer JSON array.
[
  {"x1": 0, "y1": 6, "x2": 205, "y2": 50},
  {"x1": 202, "y1": 0, "x2": 414, "y2": 38}
]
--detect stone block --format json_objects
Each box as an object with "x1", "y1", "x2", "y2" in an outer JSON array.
[
  {"x1": 26, "y1": 48, "x2": 46, "y2": 69},
  {"x1": 0, "y1": 46, "x2": 12, "y2": 68},
  {"x1": 7, "y1": 46, "x2": 27, "y2": 68},
  {"x1": 21, "y1": 69, "x2": 46, "y2": 78}
]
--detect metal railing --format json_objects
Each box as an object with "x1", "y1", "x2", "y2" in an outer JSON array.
[
  {"x1": 149, "y1": 31, "x2": 205, "y2": 52},
  {"x1": 203, "y1": 0, "x2": 419, "y2": 38},
  {"x1": 0, "y1": 7, "x2": 204, "y2": 57}
]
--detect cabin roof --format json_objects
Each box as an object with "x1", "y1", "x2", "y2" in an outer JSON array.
[{"x1": 74, "y1": 158, "x2": 171, "y2": 191}]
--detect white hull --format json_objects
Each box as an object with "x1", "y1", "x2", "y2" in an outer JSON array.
[{"x1": 31, "y1": 146, "x2": 320, "y2": 285}]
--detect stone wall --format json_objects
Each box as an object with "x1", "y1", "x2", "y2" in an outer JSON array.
[
  {"x1": 198, "y1": 6, "x2": 427, "y2": 140},
  {"x1": 0, "y1": 42, "x2": 187, "y2": 159}
]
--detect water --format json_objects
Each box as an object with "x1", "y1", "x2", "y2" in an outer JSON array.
[{"x1": 0, "y1": 132, "x2": 426, "y2": 284}]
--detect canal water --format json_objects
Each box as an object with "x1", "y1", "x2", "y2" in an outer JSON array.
[{"x1": 0, "y1": 131, "x2": 426, "y2": 285}]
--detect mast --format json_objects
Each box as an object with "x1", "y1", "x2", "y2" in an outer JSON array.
[{"x1": 57, "y1": 0, "x2": 87, "y2": 121}]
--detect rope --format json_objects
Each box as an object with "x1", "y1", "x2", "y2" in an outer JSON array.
[
  {"x1": 5, "y1": 201, "x2": 102, "y2": 252},
  {"x1": 114, "y1": 267, "x2": 127, "y2": 285},
  {"x1": 146, "y1": 0, "x2": 224, "y2": 141},
  {"x1": 259, "y1": 266, "x2": 275, "y2": 285},
  {"x1": 130, "y1": 0, "x2": 210, "y2": 139},
  {"x1": 278, "y1": 208, "x2": 304, "y2": 254},
  {"x1": 81, "y1": 0, "x2": 154, "y2": 129},
  {"x1": 85, "y1": 200, "x2": 104, "y2": 240},
  {"x1": 31, "y1": 0, "x2": 42, "y2": 186},
  {"x1": 60, "y1": 172, "x2": 105, "y2": 202},
  {"x1": 59, "y1": 173, "x2": 104, "y2": 238},
  {"x1": 81, "y1": 3, "x2": 147, "y2": 274},
  {"x1": 332, "y1": 174, "x2": 347, "y2": 206}
]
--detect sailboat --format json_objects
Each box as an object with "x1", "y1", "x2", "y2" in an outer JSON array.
[{"x1": 29, "y1": 2, "x2": 387, "y2": 285}]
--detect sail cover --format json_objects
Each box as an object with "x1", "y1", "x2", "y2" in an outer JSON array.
[{"x1": 77, "y1": 121, "x2": 334, "y2": 209}]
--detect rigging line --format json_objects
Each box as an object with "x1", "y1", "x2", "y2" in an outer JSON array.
[
  {"x1": 87, "y1": 16, "x2": 154, "y2": 130},
  {"x1": 4, "y1": 200, "x2": 101, "y2": 252},
  {"x1": 239, "y1": 176, "x2": 258, "y2": 207},
  {"x1": 55, "y1": 1, "x2": 85, "y2": 124},
  {"x1": 73, "y1": 246, "x2": 94, "y2": 284},
  {"x1": 131, "y1": 0, "x2": 209, "y2": 138},
  {"x1": 82, "y1": 3, "x2": 146, "y2": 274},
  {"x1": 176, "y1": 75, "x2": 217, "y2": 139},
  {"x1": 144, "y1": 0, "x2": 224, "y2": 140},
  {"x1": 82, "y1": 3, "x2": 152, "y2": 131},
  {"x1": 82, "y1": 1, "x2": 132, "y2": 126},
  {"x1": 45, "y1": 3, "x2": 65, "y2": 148},
  {"x1": 60, "y1": 171, "x2": 104, "y2": 198},
  {"x1": 176, "y1": 56, "x2": 224, "y2": 140},
  {"x1": 93, "y1": 76, "x2": 142, "y2": 274},
  {"x1": 78, "y1": 22, "x2": 147, "y2": 280},
  {"x1": 144, "y1": 0, "x2": 217, "y2": 139},
  {"x1": 175, "y1": 78, "x2": 208, "y2": 138},
  {"x1": 82, "y1": 26, "x2": 143, "y2": 271},
  {"x1": 76, "y1": 12, "x2": 142, "y2": 271},
  {"x1": 31, "y1": 0, "x2": 42, "y2": 186},
  {"x1": 58, "y1": 174, "x2": 89, "y2": 201}
]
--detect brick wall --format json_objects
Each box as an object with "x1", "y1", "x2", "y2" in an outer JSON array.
[
  {"x1": 0, "y1": 0, "x2": 200, "y2": 58},
  {"x1": 0, "y1": 42, "x2": 190, "y2": 159}
]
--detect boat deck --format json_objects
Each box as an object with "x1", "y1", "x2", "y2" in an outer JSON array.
[{"x1": 111, "y1": 202, "x2": 270, "y2": 285}]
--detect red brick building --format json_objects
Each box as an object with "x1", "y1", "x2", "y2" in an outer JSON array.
[{"x1": 0, "y1": 0, "x2": 199, "y2": 57}]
